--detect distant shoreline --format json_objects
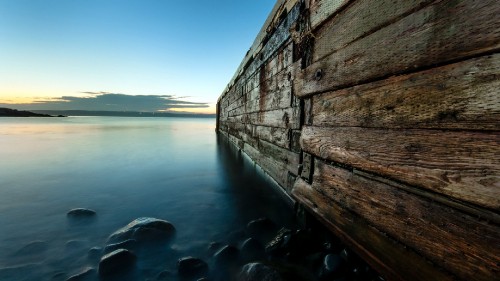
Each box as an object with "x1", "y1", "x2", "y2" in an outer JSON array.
[
  {"x1": 0, "y1": 108, "x2": 215, "y2": 118},
  {"x1": 0, "y1": 108, "x2": 65, "y2": 117}
]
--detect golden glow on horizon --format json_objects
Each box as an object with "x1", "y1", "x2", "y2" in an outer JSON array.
[
  {"x1": 0, "y1": 96, "x2": 40, "y2": 104},
  {"x1": 168, "y1": 103, "x2": 216, "y2": 114}
]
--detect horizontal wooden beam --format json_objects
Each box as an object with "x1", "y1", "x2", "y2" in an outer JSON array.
[
  {"x1": 310, "y1": 161, "x2": 500, "y2": 281},
  {"x1": 300, "y1": 126, "x2": 500, "y2": 209},
  {"x1": 310, "y1": 53, "x2": 500, "y2": 130},
  {"x1": 312, "y1": 0, "x2": 435, "y2": 62},
  {"x1": 292, "y1": 177, "x2": 456, "y2": 281},
  {"x1": 295, "y1": 0, "x2": 500, "y2": 97}
]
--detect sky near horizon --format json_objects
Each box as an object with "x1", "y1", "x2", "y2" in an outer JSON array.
[{"x1": 0, "y1": 0, "x2": 275, "y2": 114}]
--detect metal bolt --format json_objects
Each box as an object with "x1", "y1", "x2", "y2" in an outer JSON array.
[{"x1": 314, "y1": 69, "x2": 323, "y2": 81}]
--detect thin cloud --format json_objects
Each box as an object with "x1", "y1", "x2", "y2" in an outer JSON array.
[{"x1": 1, "y1": 93, "x2": 209, "y2": 112}]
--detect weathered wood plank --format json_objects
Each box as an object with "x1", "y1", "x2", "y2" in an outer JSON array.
[
  {"x1": 295, "y1": 0, "x2": 500, "y2": 97},
  {"x1": 308, "y1": 0, "x2": 351, "y2": 30},
  {"x1": 239, "y1": 3, "x2": 301, "y2": 82},
  {"x1": 311, "y1": 161, "x2": 500, "y2": 281},
  {"x1": 259, "y1": 139, "x2": 300, "y2": 175},
  {"x1": 262, "y1": 43, "x2": 294, "y2": 82},
  {"x1": 313, "y1": 0, "x2": 435, "y2": 62},
  {"x1": 292, "y1": 178, "x2": 455, "y2": 281},
  {"x1": 244, "y1": 87, "x2": 292, "y2": 113},
  {"x1": 243, "y1": 143, "x2": 290, "y2": 188},
  {"x1": 227, "y1": 133, "x2": 244, "y2": 149},
  {"x1": 311, "y1": 54, "x2": 500, "y2": 130},
  {"x1": 246, "y1": 107, "x2": 300, "y2": 129},
  {"x1": 249, "y1": 125, "x2": 290, "y2": 149},
  {"x1": 300, "y1": 126, "x2": 500, "y2": 209}
]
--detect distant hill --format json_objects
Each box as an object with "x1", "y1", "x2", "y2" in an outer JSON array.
[
  {"x1": 31, "y1": 110, "x2": 216, "y2": 118},
  {"x1": 0, "y1": 108, "x2": 64, "y2": 117}
]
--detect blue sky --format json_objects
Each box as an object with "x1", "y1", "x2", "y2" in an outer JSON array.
[{"x1": 0, "y1": 0, "x2": 275, "y2": 113}]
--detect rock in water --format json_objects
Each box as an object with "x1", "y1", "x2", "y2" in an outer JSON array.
[
  {"x1": 66, "y1": 267, "x2": 96, "y2": 281},
  {"x1": 103, "y1": 239, "x2": 137, "y2": 254},
  {"x1": 177, "y1": 256, "x2": 209, "y2": 278},
  {"x1": 98, "y1": 249, "x2": 136, "y2": 276},
  {"x1": 319, "y1": 254, "x2": 345, "y2": 279},
  {"x1": 15, "y1": 240, "x2": 48, "y2": 256},
  {"x1": 246, "y1": 218, "x2": 277, "y2": 242},
  {"x1": 241, "y1": 238, "x2": 265, "y2": 262},
  {"x1": 213, "y1": 245, "x2": 239, "y2": 266},
  {"x1": 107, "y1": 217, "x2": 175, "y2": 244},
  {"x1": 238, "y1": 263, "x2": 283, "y2": 281},
  {"x1": 67, "y1": 208, "x2": 96, "y2": 217}
]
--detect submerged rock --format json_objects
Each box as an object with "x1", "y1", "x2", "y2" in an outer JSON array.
[
  {"x1": 15, "y1": 240, "x2": 48, "y2": 256},
  {"x1": 213, "y1": 245, "x2": 239, "y2": 265},
  {"x1": 108, "y1": 217, "x2": 175, "y2": 244},
  {"x1": 67, "y1": 208, "x2": 96, "y2": 217},
  {"x1": 66, "y1": 267, "x2": 96, "y2": 281},
  {"x1": 241, "y1": 238, "x2": 265, "y2": 262},
  {"x1": 237, "y1": 262, "x2": 283, "y2": 281},
  {"x1": 319, "y1": 254, "x2": 345, "y2": 280},
  {"x1": 87, "y1": 247, "x2": 102, "y2": 262},
  {"x1": 246, "y1": 218, "x2": 277, "y2": 242},
  {"x1": 98, "y1": 249, "x2": 136, "y2": 276},
  {"x1": 177, "y1": 256, "x2": 209, "y2": 278},
  {"x1": 103, "y1": 239, "x2": 137, "y2": 254}
]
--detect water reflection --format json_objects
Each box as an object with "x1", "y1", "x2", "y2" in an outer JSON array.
[{"x1": 0, "y1": 117, "x2": 295, "y2": 281}]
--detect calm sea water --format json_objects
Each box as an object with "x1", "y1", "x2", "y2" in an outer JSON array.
[{"x1": 0, "y1": 117, "x2": 294, "y2": 281}]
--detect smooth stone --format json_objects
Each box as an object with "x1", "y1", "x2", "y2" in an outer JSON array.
[
  {"x1": 67, "y1": 208, "x2": 96, "y2": 217},
  {"x1": 324, "y1": 254, "x2": 343, "y2": 273},
  {"x1": 207, "y1": 241, "x2": 223, "y2": 256},
  {"x1": 15, "y1": 240, "x2": 48, "y2": 256},
  {"x1": 241, "y1": 238, "x2": 265, "y2": 262},
  {"x1": 103, "y1": 239, "x2": 137, "y2": 254},
  {"x1": 177, "y1": 256, "x2": 208, "y2": 278},
  {"x1": 246, "y1": 218, "x2": 277, "y2": 242},
  {"x1": 65, "y1": 240, "x2": 87, "y2": 254},
  {"x1": 155, "y1": 270, "x2": 173, "y2": 280},
  {"x1": 66, "y1": 267, "x2": 95, "y2": 281},
  {"x1": 213, "y1": 245, "x2": 239, "y2": 265},
  {"x1": 237, "y1": 262, "x2": 283, "y2": 281},
  {"x1": 98, "y1": 249, "x2": 136, "y2": 276},
  {"x1": 87, "y1": 247, "x2": 102, "y2": 262},
  {"x1": 108, "y1": 217, "x2": 175, "y2": 244}
]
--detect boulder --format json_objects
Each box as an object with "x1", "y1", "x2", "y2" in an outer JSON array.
[
  {"x1": 67, "y1": 208, "x2": 96, "y2": 217},
  {"x1": 319, "y1": 254, "x2": 345, "y2": 280},
  {"x1": 177, "y1": 256, "x2": 208, "y2": 278},
  {"x1": 107, "y1": 217, "x2": 175, "y2": 244},
  {"x1": 103, "y1": 239, "x2": 137, "y2": 254},
  {"x1": 87, "y1": 247, "x2": 102, "y2": 262},
  {"x1": 213, "y1": 245, "x2": 239, "y2": 265},
  {"x1": 237, "y1": 263, "x2": 283, "y2": 281},
  {"x1": 98, "y1": 249, "x2": 136, "y2": 276},
  {"x1": 241, "y1": 238, "x2": 265, "y2": 262},
  {"x1": 246, "y1": 218, "x2": 277, "y2": 242},
  {"x1": 207, "y1": 241, "x2": 223, "y2": 256}
]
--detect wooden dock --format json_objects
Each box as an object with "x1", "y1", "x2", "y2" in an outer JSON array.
[{"x1": 216, "y1": 1, "x2": 500, "y2": 280}]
